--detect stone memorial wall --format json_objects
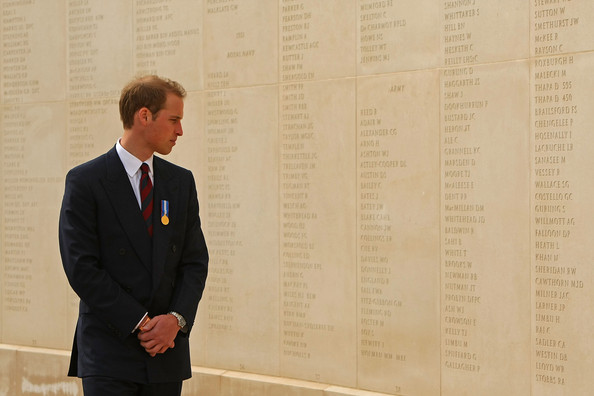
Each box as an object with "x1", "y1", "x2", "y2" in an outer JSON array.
[{"x1": 1, "y1": 0, "x2": 593, "y2": 395}]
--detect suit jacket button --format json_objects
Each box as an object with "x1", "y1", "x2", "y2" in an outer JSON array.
[
  {"x1": 119, "y1": 248, "x2": 126, "y2": 255},
  {"x1": 171, "y1": 245, "x2": 177, "y2": 253}
]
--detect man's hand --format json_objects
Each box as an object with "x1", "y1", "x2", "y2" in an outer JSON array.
[{"x1": 137, "y1": 314, "x2": 180, "y2": 357}]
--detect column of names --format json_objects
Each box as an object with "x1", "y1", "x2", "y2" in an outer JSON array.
[
  {"x1": 280, "y1": 0, "x2": 316, "y2": 82},
  {"x1": 357, "y1": 72, "x2": 440, "y2": 395},
  {"x1": 280, "y1": 82, "x2": 319, "y2": 362},
  {"x1": 357, "y1": 104, "x2": 400, "y2": 364},
  {"x1": 358, "y1": 0, "x2": 402, "y2": 66},
  {"x1": 2, "y1": 106, "x2": 32, "y2": 315},
  {"x1": 204, "y1": 90, "x2": 239, "y2": 333},
  {"x1": 1, "y1": 1, "x2": 37, "y2": 102},
  {"x1": 1, "y1": 102, "x2": 66, "y2": 347},
  {"x1": 532, "y1": 0, "x2": 583, "y2": 388},
  {"x1": 441, "y1": 65, "x2": 484, "y2": 376},
  {"x1": 279, "y1": 79, "x2": 356, "y2": 386},
  {"x1": 443, "y1": 0, "x2": 479, "y2": 66},
  {"x1": 68, "y1": 0, "x2": 99, "y2": 97}
]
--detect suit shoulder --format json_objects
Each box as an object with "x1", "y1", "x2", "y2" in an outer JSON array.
[
  {"x1": 67, "y1": 153, "x2": 106, "y2": 177},
  {"x1": 66, "y1": 148, "x2": 117, "y2": 182},
  {"x1": 154, "y1": 156, "x2": 193, "y2": 177}
]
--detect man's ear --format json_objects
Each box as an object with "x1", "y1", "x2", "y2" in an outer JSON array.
[{"x1": 137, "y1": 107, "x2": 151, "y2": 125}]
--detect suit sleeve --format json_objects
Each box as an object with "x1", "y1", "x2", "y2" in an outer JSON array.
[
  {"x1": 168, "y1": 171, "x2": 209, "y2": 334},
  {"x1": 59, "y1": 167, "x2": 147, "y2": 338}
]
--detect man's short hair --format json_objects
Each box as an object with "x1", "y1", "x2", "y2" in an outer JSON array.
[{"x1": 119, "y1": 75, "x2": 186, "y2": 129}]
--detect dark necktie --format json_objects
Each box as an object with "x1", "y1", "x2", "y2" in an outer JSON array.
[{"x1": 140, "y1": 163, "x2": 153, "y2": 236}]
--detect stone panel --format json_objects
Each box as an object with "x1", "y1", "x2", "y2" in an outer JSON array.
[
  {"x1": 531, "y1": 51, "x2": 594, "y2": 394},
  {"x1": 279, "y1": 78, "x2": 357, "y2": 386},
  {"x1": 440, "y1": 61, "x2": 531, "y2": 395},
  {"x1": 1, "y1": 103, "x2": 70, "y2": 350},
  {"x1": 192, "y1": 85, "x2": 280, "y2": 375},
  {"x1": 356, "y1": 71, "x2": 440, "y2": 395},
  {"x1": 529, "y1": 4, "x2": 594, "y2": 394}
]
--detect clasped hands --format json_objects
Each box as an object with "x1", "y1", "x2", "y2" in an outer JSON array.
[{"x1": 137, "y1": 314, "x2": 180, "y2": 357}]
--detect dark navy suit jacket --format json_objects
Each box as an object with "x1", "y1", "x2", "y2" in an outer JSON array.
[{"x1": 59, "y1": 146, "x2": 208, "y2": 383}]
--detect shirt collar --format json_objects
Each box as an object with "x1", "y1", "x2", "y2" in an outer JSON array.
[{"x1": 116, "y1": 139, "x2": 154, "y2": 176}]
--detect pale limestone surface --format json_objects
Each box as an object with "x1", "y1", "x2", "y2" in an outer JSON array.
[
  {"x1": 68, "y1": 1, "x2": 133, "y2": 99},
  {"x1": 356, "y1": 71, "x2": 440, "y2": 395},
  {"x1": 192, "y1": 85, "x2": 280, "y2": 375},
  {"x1": 280, "y1": 1, "x2": 357, "y2": 81},
  {"x1": 135, "y1": 0, "x2": 204, "y2": 91},
  {"x1": 530, "y1": 50, "x2": 594, "y2": 395},
  {"x1": 440, "y1": 0, "x2": 529, "y2": 66},
  {"x1": 440, "y1": 60, "x2": 532, "y2": 396},
  {"x1": 1, "y1": 1, "x2": 66, "y2": 104},
  {"x1": 0, "y1": 345, "x2": 82, "y2": 396},
  {"x1": 278, "y1": 78, "x2": 357, "y2": 386},
  {"x1": 1, "y1": 102, "x2": 69, "y2": 349},
  {"x1": 2, "y1": 0, "x2": 594, "y2": 395},
  {"x1": 358, "y1": 0, "x2": 440, "y2": 74},
  {"x1": 204, "y1": 0, "x2": 278, "y2": 88}
]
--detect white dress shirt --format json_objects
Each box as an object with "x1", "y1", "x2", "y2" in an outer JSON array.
[{"x1": 116, "y1": 140, "x2": 154, "y2": 209}]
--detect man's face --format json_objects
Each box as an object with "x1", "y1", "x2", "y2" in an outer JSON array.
[{"x1": 144, "y1": 93, "x2": 184, "y2": 155}]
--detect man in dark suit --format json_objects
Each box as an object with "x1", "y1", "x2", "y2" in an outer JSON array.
[{"x1": 59, "y1": 75, "x2": 208, "y2": 396}]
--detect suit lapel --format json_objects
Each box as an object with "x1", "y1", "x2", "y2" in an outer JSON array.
[
  {"x1": 101, "y1": 147, "x2": 153, "y2": 273},
  {"x1": 151, "y1": 157, "x2": 179, "y2": 289}
]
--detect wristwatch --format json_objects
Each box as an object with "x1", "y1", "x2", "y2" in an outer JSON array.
[{"x1": 168, "y1": 311, "x2": 186, "y2": 329}]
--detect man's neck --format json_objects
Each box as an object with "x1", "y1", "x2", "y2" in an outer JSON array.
[{"x1": 120, "y1": 130, "x2": 152, "y2": 162}]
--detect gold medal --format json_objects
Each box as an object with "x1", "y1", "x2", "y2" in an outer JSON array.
[{"x1": 161, "y1": 200, "x2": 170, "y2": 225}]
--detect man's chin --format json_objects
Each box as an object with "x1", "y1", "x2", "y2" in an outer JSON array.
[{"x1": 157, "y1": 147, "x2": 174, "y2": 155}]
